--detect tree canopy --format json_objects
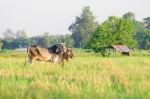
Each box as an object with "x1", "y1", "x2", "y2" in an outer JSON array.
[
  {"x1": 123, "y1": 12, "x2": 135, "y2": 21},
  {"x1": 135, "y1": 30, "x2": 150, "y2": 49},
  {"x1": 144, "y1": 17, "x2": 150, "y2": 29},
  {"x1": 87, "y1": 16, "x2": 136, "y2": 56},
  {"x1": 69, "y1": 6, "x2": 98, "y2": 48}
]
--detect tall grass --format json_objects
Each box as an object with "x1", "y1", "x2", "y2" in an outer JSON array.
[{"x1": 0, "y1": 49, "x2": 150, "y2": 99}]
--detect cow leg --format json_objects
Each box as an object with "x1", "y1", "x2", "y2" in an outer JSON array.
[
  {"x1": 61, "y1": 59, "x2": 65, "y2": 67},
  {"x1": 24, "y1": 56, "x2": 30, "y2": 65},
  {"x1": 26, "y1": 56, "x2": 34, "y2": 66},
  {"x1": 25, "y1": 56, "x2": 30, "y2": 66},
  {"x1": 29, "y1": 58, "x2": 33, "y2": 66}
]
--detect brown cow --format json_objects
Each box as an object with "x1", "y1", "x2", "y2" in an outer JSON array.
[{"x1": 25, "y1": 43, "x2": 73, "y2": 66}]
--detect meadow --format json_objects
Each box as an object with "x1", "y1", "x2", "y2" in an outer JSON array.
[{"x1": 0, "y1": 49, "x2": 150, "y2": 99}]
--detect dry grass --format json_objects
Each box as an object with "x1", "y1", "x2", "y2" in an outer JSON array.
[{"x1": 0, "y1": 50, "x2": 150, "y2": 99}]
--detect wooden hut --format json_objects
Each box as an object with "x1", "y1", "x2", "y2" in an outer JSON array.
[{"x1": 108, "y1": 45, "x2": 131, "y2": 56}]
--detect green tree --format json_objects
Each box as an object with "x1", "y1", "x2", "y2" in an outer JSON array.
[
  {"x1": 134, "y1": 21, "x2": 145, "y2": 33},
  {"x1": 123, "y1": 12, "x2": 135, "y2": 21},
  {"x1": 16, "y1": 30, "x2": 28, "y2": 48},
  {"x1": 123, "y1": 12, "x2": 145, "y2": 33},
  {"x1": 144, "y1": 17, "x2": 150, "y2": 29},
  {"x1": 29, "y1": 34, "x2": 52, "y2": 47},
  {"x1": 2, "y1": 29, "x2": 29, "y2": 49},
  {"x1": 123, "y1": 12, "x2": 144, "y2": 33},
  {"x1": 37, "y1": 33, "x2": 51, "y2": 47},
  {"x1": 63, "y1": 34, "x2": 74, "y2": 47},
  {"x1": 29, "y1": 36, "x2": 40, "y2": 45},
  {"x1": 135, "y1": 30, "x2": 150, "y2": 49},
  {"x1": 47, "y1": 34, "x2": 74, "y2": 47},
  {"x1": 69, "y1": 6, "x2": 98, "y2": 48},
  {"x1": 16, "y1": 30, "x2": 27, "y2": 39},
  {"x1": 2, "y1": 28, "x2": 16, "y2": 40},
  {"x1": 0, "y1": 39, "x2": 3, "y2": 52},
  {"x1": 87, "y1": 16, "x2": 136, "y2": 56}
]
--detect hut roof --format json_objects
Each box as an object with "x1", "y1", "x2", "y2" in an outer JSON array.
[{"x1": 110, "y1": 45, "x2": 131, "y2": 53}]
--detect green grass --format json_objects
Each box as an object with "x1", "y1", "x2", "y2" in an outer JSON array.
[{"x1": 0, "y1": 49, "x2": 150, "y2": 99}]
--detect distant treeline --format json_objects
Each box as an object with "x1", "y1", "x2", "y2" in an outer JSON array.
[
  {"x1": 0, "y1": 6, "x2": 150, "y2": 54},
  {"x1": 0, "y1": 32, "x2": 73, "y2": 50}
]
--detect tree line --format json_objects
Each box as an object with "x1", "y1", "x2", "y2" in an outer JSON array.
[
  {"x1": 0, "y1": 29, "x2": 73, "y2": 50},
  {"x1": 69, "y1": 6, "x2": 150, "y2": 55},
  {"x1": 0, "y1": 6, "x2": 150, "y2": 54}
]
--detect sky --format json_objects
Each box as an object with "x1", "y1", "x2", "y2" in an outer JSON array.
[{"x1": 0, "y1": 0, "x2": 149, "y2": 37}]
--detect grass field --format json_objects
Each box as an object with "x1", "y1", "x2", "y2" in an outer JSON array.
[{"x1": 0, "y1": 49, "x2": 150, "y2": 99}]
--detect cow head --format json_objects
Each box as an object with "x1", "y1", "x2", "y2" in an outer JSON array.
[
  {"x1": 56, "y1": 43, "x2": 67, "y2": 54},
  {"x1": 66, "y1": 48, "x2": 74, "y2": 58},
  {"x1": 63, "y1": 48, "x2": 74, "y2": 62}
]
